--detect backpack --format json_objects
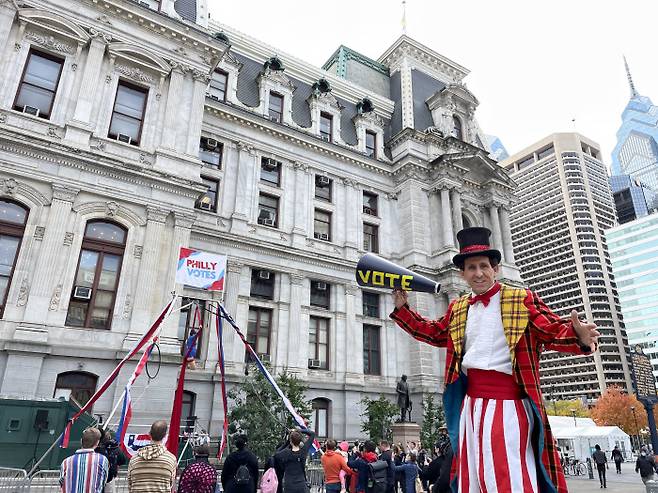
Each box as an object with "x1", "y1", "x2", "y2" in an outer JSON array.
[
  {"x1": 234, "y1": 464, "x2": 251, "y2": 486},
  {"x1": 260, "y1": 467, "x2": 279, "y2": 493},
  {"x1": 367, "y1": 460, "x2": 388, "y2": 493}
]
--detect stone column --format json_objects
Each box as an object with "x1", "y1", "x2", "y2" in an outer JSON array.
[
  {"x1": 186, "y1": 71, "x2": 209, "y2": 156},
  {"x1": 430, "y1": 190, "x2": 442, "y2": 253},
  {"x1": 159, "y1": 212, "x2": 195, "y2": 342},
  {"x1": 221, "y1": 260, "x2": 243, "y2": 369},
  {"x1": 70, "y1": 35, "x2": 109, "y2": 126},
  {"x1": 160, "y1": 65, "x2": 185, "y2": 151},
  {"x1": 440, "y1": 187, "x2": 454, "y2": 248},
  {"x1": 451, "y1": 188, "x2": 463, "y2": 238},
  {"x1": 292, "y1": 162, "x2": 310, "y2": 248},
  {"x1": 499, "y1": 206, "x2": 516, "y2": 264},
  {"x1": 488, "y1": 203, "x2": 503, "y2": 256},
  {"x1": 343, "y1": 178, "x2": 359, "y2": 256},
  {"x1": 399, "y1": 60, "x2": 415, "y2": 129},
  {"x1": 129, "y1": 206, "x2": 169, "y2": 340},
  {"x1": 344, "y1": 284, "x2": 363, "y2": 385},
  {"x1": 0, "y1": 5, "x2": 15, "y2": 53},
  {"x1": 230, "y1": 142, "x2": 257, "y2": 234},
  {"x1": 287, "y1": 274, "x2": 304, "y2": 369},
  {"x1": 22, "y1": 184, "x2": 79, "y2": 323}
]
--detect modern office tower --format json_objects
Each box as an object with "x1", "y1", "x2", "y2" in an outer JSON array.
[
  {"x1": 606, "y1": 213, "x2": 658, "y2": 380},
  {"x1": 611, "y1": 58, "x2": 658, "y2": 203},
  {"x1": 609, "y1": 175, "x2": 653, "y2": 224},
  {"x1": 501, "y1": 133, "x2": 634, "y2": 401}
]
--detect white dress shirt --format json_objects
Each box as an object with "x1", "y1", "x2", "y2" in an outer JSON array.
[{"x1": 461, "y1": 290, "x2": 513, "y2": 375}]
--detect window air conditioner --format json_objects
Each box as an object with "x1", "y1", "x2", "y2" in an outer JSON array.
[
  {"x1": 23, "y1": 105, "x2": 40, "y2": 117},
  {"x1": 205, "y1": 138, "x2": 218, "y2": 149},
  {"x1": 316, "y1": 176, "x2": 330, "y2": 186},
  {"x1": 318, "y1": 233, "x2": 329, "y2": 241},
  {"x1": 259, "y1": 353, "x2": 271, "y2": 363},
  {"x1": 258, "y1": 270, "x2": 271, "y2": 280},
  {"x1": 363, "y1": 206, "x2": 373, "y2": 215},
  {"x1": 262, "y1": 218, "x2": 275, "y2": 226},
  {"x1": 261, "y1": 158, "x2": 278, "y2": 171},
  {"x1": 209, "y1": 94, "x2": 220, "y2": 101},
  {"x1": 138, "y1": 0, "x2": 150, "y2": 7},
  {"x1": 315, "y1": 282, "x2": 328, "y2": 291},
  {"x1": 308, "y1": 359, "x2": 321, "y2": 369},
  {"x1": 198, "y1": 200, "x2": 213, "y2": 211},
  {"x1": 73, "y1": 286, "x2": 92, "y2": 300},
  {"x1": 270, "y1": 115, "x2": 280, "y2": 122},
  {"x1": 117, "y1": 133, "x2": 132, "y2": 144}
]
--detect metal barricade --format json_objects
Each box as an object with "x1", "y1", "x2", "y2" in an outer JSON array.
[
  {"x1": 0, "y1": 467, "x2": 27, "y2": 492},
  {"x1": 307, "y1": 464, "x2": 325, "y2": 493},
  {"x1": 26, "y1": 470, "x2": 61, "y2": 493}
]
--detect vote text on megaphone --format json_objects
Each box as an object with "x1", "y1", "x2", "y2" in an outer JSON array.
[{"x1": 355, "y1": 253, "x2": 440, "y2": 293}]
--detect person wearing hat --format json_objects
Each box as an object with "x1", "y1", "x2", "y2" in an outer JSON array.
[{"x1": 391, "y1": 227, "x2": 599, "y2": 493}]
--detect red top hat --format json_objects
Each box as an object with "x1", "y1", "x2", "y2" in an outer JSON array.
[{"x1": 452, "y1": 227, "x2": 502, "y2": 269}]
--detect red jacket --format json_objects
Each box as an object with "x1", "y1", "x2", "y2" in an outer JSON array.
[{"x1": 391, "y1": 284, "x2": 593, "y2": 493}]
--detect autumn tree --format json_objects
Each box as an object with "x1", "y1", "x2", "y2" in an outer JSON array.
[
  {"x1": 590, "y1": 386, "x2": 647, "y2": 436},
  {"x1": 544, "y1": 399, "x2": 590, "y2": 417}
]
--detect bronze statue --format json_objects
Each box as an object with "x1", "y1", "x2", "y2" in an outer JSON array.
[{"x1": 396, "y1": 375, "x2": 411, "y2": 422}]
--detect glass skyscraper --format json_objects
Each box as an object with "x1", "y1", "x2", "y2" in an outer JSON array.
[
  {"x1": 609, "y1": 175, "x2": 653, "y2": 224},
  {"x1": 606, "y1": 213, "x2": 658, "y2": 378},
  {"x1": 611, "y1": 58, "x2": 658, "y2": 202}
]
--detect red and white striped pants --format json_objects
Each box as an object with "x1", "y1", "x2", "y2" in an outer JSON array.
[{"x1": 458, "y1": 370, "x2": 538, "y2": 493}]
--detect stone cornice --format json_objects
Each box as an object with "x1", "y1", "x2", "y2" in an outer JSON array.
[
  {"x1": 204, "y1": 102, "x2": 393, "y2": 175},
  {"x1": 72, "y1": 200, "x2": 147, "y2": 226},
  {"x1": 0, "y1": 129, "x2": 203, "y2": 200}
]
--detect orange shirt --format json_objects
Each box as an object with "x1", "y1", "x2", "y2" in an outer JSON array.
[{"x1": 322, "y1": 450, "x2": 353, "y2": 484}]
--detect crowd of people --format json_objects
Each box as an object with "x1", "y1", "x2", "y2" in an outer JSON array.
[{"x1": 58, "y1": 420, "x2": 454, "y2": 493}]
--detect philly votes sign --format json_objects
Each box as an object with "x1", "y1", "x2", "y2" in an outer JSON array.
[{"x1": 176, "y1": 247, "x2": 226, "y2": 291}]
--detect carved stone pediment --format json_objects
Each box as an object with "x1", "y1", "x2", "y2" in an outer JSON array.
[
  {"x1": 353, "y1": 110, "x2": 385, "y2": 129},
  {"x1": 258, "y1": 68, "x2": 295, "y2": 92},
  {"x1": 307, "y1": 90, "x2": 341, "y2": 110},
  {"x1": 18, "y1": 8, "x2": 90, "y2": 45},
  {"x1": 108, "y1": 42, "x2": 171, "y2": 77}
]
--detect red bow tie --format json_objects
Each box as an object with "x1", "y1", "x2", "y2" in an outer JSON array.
[{"x1": 468, "y1": 282, "x2": 501, "y2": 307}]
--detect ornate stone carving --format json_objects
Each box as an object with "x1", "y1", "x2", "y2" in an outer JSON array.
[
  {"x1": 258, "y1": 68, "x2": 295, "y2": 91},
  {"x1": 49, "y1": 284, "x2": 62, "y2": 311},
  {"x1": 292, "y1": 161, "x2": 309, "y2": 172},
  {"x1": 62, "y1": 232, "x2": 73, "y2": 246},
  {"x1": 344, "y1": 284, "x2": 357, "y2": 296},
  {"x1": 133, "y1": 245, "x2": 143, "y2": 258},
  {"x1": 96, "y1": 14, "x2": 113, "y2": 26},
  {"x1": 342, "y1": 177, "x2": 358, "y2": 188},
  {"x1": 34, "y1": 226, "x2": 45, "y2": 241},
  {"x1": 90, "y1": 140, "x2": 106, "y2": 152},
  {"x1": 139, "y1": 153, "x2": 152, "y2": 166},
  {"x1": 123, "y1": 293, "x2": 132, "y2": 319},
  {"x1": 353, "y1": 111, "x2": 385, "y2": 129},
  {"x1": 236, "y1": 142, "x2": 254, "y2": 153},
  {"x1": 1, "y1": 178, "x2": 17, "y2": 195},
  {"x1": 386, "y1": 191, "x2": 400, "y2": 201},
  {"x1": 146, "y1": 206, "x2": 168, "y2": 223},
  {"x1": 52, "y1": 184, "x2": 79, "y2": 202},
  {"x1": 174, "y1": 46, "x2": 187, "y2": 57},
  {"x1": 0, "y1": 113, "x2": 6, "y2": 124},
  {"x1": 155, "y1": 93, "x2": 162, "y2": 101},
  {"x1": 106, "y1": 201, "x2": 119, "y2": 217},
  {"x1": 88, "y1": 27, "x2": 112, "y2": 43},
  {"x1": 174, "y1": 212, "x2": 196, "y2": 229},
  {"x1": 71, "y1": 63, "x2": 78, "y2": 72},
  {"x1": 105, "y1": 75, "x2": 112, "y2": 84},
  {"x1": 307, "y1": 90, "x2": 341, "y2": 110},
  {"x1": 290, "y1": 273, "x2": 304, "y2": 286},
  {"x1": 16, "y1": 278, "x2": 29, "y2": 307},
  {"x1": 227, "y1": 261, "x2": 244, "y2": 275},
  {"x1": 47, "y1": 127, "x2": 62, "y2": 139},
  {"x1": 115, "y1": 64, "x2": 154, "y2": 84},
  {"x1": 24, "y1": 31, "x2": 74, "y2": 54},
  {"x1": 192, "y1": 69, "x2": 211, "y2": 84}
]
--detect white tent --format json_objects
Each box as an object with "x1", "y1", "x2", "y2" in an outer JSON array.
[{"x1": 548, "y1": 416, "x2": 633, "y2": 461}]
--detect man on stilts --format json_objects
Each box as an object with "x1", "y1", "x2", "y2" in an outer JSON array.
[{"x1": 390, "y1": 227, "x2": 599, "y2": 493}]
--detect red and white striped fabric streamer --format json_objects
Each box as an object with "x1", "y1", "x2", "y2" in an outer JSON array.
[{"x1": 458, "y1": 395, "x2": 538, "y2": 493}]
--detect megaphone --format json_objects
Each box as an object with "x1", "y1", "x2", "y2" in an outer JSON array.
[{"x1": 355, "y1": 253, "x2": 440, "y2": 293}]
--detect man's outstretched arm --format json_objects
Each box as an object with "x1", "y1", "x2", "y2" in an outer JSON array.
[
  {"x1": 524, "y1": 289, "x2": 599, "y2": 354},
  {"x1": 389, "y1": 289, "x2": 454, "y2": 348}
]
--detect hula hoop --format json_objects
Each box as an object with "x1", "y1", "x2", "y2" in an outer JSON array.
[{"x1": 145, "y1": 342, "x2": 161, "y2": 380}]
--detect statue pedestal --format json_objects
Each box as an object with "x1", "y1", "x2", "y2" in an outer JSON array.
[{"x1": 391, "y1": 422, "x2": 421, "y2": 450}]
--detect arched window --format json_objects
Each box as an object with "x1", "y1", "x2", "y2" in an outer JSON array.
[
  {"x1": 451, "y1": 115, "x2": 463, "y2": 140},
  {"x1": 65, "y1": 221, "x2": 126, "y2": 330},
  {"x1": 461, "y1": 214, "x2": 472, "y2": 229},
  {"x1": 53, "y1": 371, "x2": 98, "y2": 408},
  {"x1": 0, "y1": 199, "x2": 28, "y2": 318},
  {"x1": 310, "y1": 398, "x2": 330, "y2": 438}
]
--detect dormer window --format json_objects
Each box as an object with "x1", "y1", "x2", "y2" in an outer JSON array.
[
  {"x1": 320, "y1": 113, "x2": 333, "y2": 142},
  {"x1": 269, "y1": 92, "x2": 284, "y2": 123},
  {"x1": 451, "y1": 115, "x2": 463, "y2": 140}
]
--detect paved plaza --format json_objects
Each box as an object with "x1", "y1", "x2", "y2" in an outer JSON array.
[{"x1": 566, "y1": 464, "x2": 647, "y2": 492}]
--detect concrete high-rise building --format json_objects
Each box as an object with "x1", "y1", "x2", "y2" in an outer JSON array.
[
  {"x1": 609, "y1": 175, "x2": 653, "y2": 224},
  {"x1": 611, "y1": 58, "x2": 658, "y2": 203},
  {"x1": 501, "y1": 133, "x2": 633, "y2": 401},
  {"x1": 606, "y1": 214, "x2": 658, "y2": 379}
]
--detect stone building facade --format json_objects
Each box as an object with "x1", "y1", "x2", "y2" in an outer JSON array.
[{"x1": 0, "y1": 0, "x2": 520, "y2": 440}]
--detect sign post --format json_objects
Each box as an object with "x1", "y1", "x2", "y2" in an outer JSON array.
[{"x1": 175, "y1": 247, "x2": 227, "y2": 291}]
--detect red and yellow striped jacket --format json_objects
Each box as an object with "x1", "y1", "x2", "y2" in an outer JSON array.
[{"x1": 391, "y1": 283, "x2": 593, "y2": 493}]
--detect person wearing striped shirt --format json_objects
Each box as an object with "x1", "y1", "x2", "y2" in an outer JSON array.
[{"x1": 59, "y1": 427, "x2": 109, "y2": 493}]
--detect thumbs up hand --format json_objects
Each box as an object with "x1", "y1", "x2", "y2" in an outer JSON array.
[{"x1": 570, "y1": 310, "x2": 600, "y2": 353}]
